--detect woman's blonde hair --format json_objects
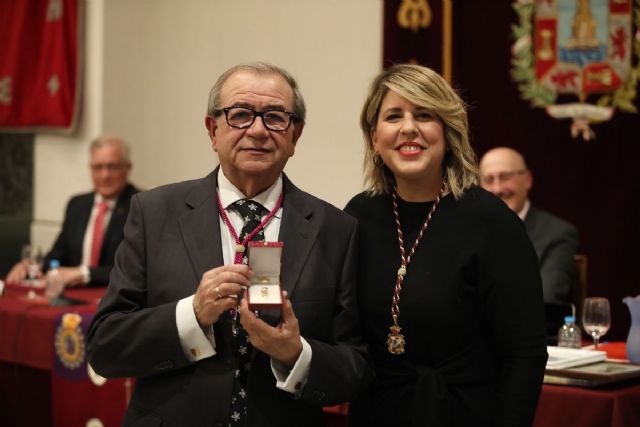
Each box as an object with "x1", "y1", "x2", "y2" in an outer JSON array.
[{"x1": 360, "y1": 64, "x2": 478, "y2": 198}]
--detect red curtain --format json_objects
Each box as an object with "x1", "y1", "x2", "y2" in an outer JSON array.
[{"x1": 0, "y1": 0, "x2": 81, "y2": 131}]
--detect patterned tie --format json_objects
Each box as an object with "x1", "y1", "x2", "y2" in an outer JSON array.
[
  {"x1": 89, "y1": 202, "x2": 109, "y2": 267},
  {"x1": 228, "y1": 198, "x2": 268, "y2": 426},
  {"x1": 235, "y1": 199, "x2": 269, "y2": 264}
]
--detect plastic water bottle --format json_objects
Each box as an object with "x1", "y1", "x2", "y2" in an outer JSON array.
[
  {"x1": 557, "y1": 315, "x2": 582, "y2": 348},
  {"x1": 45, "y1": 259, "x2": 64, "y2": 302}
]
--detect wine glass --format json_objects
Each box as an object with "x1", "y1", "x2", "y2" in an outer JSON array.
[
  {"x1": 21, "y1": 244, "x2": 43, "y2": 284},
  {"x1": 582, "y1": 297, "x2": 611, "y2": 350}
]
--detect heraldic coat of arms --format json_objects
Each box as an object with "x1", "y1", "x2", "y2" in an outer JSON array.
[{"x1": 512, "y1": 0, "x2": 640, "y2": 140}]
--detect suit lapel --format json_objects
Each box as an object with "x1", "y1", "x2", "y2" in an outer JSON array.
[
  {"x1": 179, "y1": 172, "x2": 224, "y2": 284},
  {"x1": 63, "y1": 194, "x2": 93, "y2": 265},
  {"x1": 278, "y1": 175, "x2": 319, "y2": 299},
  {"x1": 178, "y1": 170, "x2": 236, "y2": 348},
  {"x1": 102, "y1": 185, "x2": 133, "y2": 253},
  {"x1": 524, "y1": 206, "x2": 538, "y2": 234}
]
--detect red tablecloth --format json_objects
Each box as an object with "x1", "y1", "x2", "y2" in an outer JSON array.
[
  {"x1": 534, "y1": 382, "x2": 640, "y2": 427},
  {"x1": 532, "y1": 342, "x2": 640, "y2": 427},
  {"x1": 0, "y1": 284, "x2": 102, "y2": 369},
  {"x1": 595, "y1": 341, "x2": 629, "y2": 361},
  {"x1": 0, "y1": 284, "x2": 130, "y2": 427}
]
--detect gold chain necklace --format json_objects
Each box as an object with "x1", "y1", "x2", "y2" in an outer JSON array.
[{"x1": 387, "y1": 185, "x2": 445, "y2": 355}]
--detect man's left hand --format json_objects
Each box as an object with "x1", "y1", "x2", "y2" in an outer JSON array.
[{"x1": 239, "y1": 290, "x2": 302, "y2": 368}]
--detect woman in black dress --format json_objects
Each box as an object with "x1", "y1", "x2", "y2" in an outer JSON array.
[{"x1": 345, "y1": 64, "x2": 548, "y2": 427}]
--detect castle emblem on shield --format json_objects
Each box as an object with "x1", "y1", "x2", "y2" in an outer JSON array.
[{"x1": 512, "y1": 0, "x2": 640, "y2": 140}]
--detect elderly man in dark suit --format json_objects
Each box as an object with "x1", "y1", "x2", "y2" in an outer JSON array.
[
  {"x1": 479, "y1": 147, "x2": 579, "y2": 304},
  {"x1": 5, "y1": 136, "x2": 138, "y2": 287},
  {"x1": 87, "y1": 63, "x2": 372, "y2": 427}
]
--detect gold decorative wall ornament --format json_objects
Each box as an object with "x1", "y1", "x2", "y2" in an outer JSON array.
[
  {"x1": 397, "y1": 0, "x2": 432, "y2": 33},
  {"x1": 511, "y1": 0, "x2": 640, "y2": 140}
]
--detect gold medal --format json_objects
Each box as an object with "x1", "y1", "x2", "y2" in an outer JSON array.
[{"x1": 387, "y1": 325, "x2": 405, "y2": 355}]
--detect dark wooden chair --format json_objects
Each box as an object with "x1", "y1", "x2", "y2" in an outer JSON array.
[
  {"x1": 572, "y1": 254, "x2": 588, "y2": 323},
  {"x1": 545, "y1": 255, "x2": 587, "y2": 345}
]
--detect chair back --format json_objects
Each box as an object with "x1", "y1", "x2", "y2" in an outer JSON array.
[{"x1": 572, "y1": 254, "x2": 588, "y2": 322}]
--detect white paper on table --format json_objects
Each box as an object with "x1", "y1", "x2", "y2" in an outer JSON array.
[{"x1": 546, "y1": 346, "x2": 607, "y2": 370}]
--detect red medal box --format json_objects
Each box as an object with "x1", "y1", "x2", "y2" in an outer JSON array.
[{"x1": 246, "y1": 241, "x2": 283, "y2": 310}]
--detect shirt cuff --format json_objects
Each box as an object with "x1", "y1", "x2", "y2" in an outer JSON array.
[
  {"x1": 79, "y1": 265, "x2": 90, "y2": 284},
  {"x1": 271, "y1": 337, "x2": 312, "y2": 395},
  {"x1": 176, "y1": 295, "x2": 216, "y2": 361}
]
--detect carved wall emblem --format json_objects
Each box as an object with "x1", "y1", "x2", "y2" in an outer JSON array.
[{"x1": 397, "y1": 0, "x2": 432, "y2": 32}]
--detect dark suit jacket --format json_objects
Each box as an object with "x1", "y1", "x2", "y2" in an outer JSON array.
[
  {"x1": 524, "y1": 206, "x2": 579, "y2": 304},
  {"x1": 87, "y1": 170, "x2": 372, "y2": 427},
  {"x1": 44, "y1": 183, "x2": 138, "y2": 286}
]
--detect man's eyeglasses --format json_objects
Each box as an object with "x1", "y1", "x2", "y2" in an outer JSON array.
[
  {"x1": 214, "y1": 106, "x2": 296, "y2": 132},
  {"x1": 480, "y1": 169, "x2": 526, "y2": 185},
  {"x1": 90, "y1": 163, "x2": 128, "y2": 172}
]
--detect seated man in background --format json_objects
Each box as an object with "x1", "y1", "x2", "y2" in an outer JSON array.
[
  {"x1": 5, "y1": 136, "x2": 138, "y2": 287},
  {"x1": 479, "y1": 147, "x2": 579, "y2": 304}
]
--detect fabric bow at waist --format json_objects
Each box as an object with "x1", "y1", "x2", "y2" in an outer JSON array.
[{"x1": 371, "y1": 341, "x2": 493, "y2": 426}]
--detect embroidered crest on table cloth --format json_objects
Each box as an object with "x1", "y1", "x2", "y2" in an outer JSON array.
[{"x1": 54, "y1": 313, "x2": 86, "y2": 370}]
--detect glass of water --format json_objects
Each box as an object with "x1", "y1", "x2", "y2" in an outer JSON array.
[
  {"x1": 582, "y1": 297, "x2": 611, "y2": 350},
  {"x1": 21, "y1": 244, "x2": 43, "y2": 283}
]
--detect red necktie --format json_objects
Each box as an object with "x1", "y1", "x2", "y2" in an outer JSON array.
[{"x1": 89, "y1": 202, "x2": 109, "y2": 267}]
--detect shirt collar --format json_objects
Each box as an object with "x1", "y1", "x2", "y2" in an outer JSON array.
[
  {"x1": 517, "y1": 199, "x2": 530, "y2": 221},
  {"x1": 217, "y1": 169, "x2": 283, "y2": 215},
  {"x1": 93, "y1": 193, "x2": 117, "y2": 209}
]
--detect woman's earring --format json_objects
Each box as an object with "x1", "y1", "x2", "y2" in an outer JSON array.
[{"x1": 373, "y1": 151, "x2": 382, "y2": 166}]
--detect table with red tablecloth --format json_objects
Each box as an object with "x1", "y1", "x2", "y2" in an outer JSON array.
[
  {"x1": 0, "y1": 284, "x2": 130, "y2": 427},
  {"x1": 533, "y1": 342, "x2": 640, "y2": 427}
]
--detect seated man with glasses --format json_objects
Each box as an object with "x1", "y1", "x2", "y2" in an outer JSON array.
[
  {"x1": 5, "y1": 136, "x2": 139, "y2": 287},
  {"x1": 479, "y1": 146, "x2": 579, "y2": 304}
]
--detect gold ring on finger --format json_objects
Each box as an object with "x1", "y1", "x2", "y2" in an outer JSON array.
[{"x1": 214, "y1": 286, "x2": 221, "y2": 300}]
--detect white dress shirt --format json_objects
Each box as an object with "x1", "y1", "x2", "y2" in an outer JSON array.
[
  {"x1": 175, "y1": 169, "x2": 311, "y2": 394},
  {"x1": 517, "y1": 199, "x2": 531, "y2": 221}
]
